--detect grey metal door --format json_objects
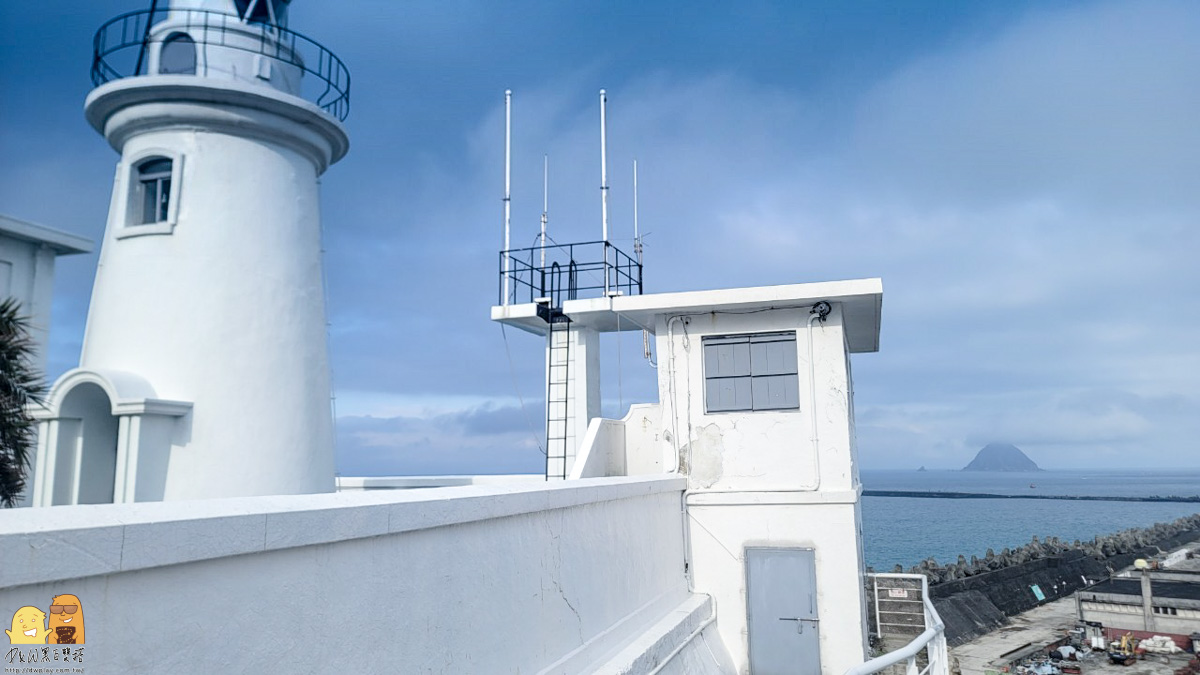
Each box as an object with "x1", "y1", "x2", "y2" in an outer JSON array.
[{"x1": 746, "y1": 547, "x2": 820, "y2": 675}]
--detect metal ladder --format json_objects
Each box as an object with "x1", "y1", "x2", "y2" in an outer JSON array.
[{"x1": 545, "y1": 312, "x2": 572, "y2": 480}]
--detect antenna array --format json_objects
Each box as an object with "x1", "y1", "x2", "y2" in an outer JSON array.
[{"x1": 498, "y1": 88, "x2": 644, "y2": 307}]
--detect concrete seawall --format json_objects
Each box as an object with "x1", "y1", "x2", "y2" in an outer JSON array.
[
  {"x1": 872, "y1": 514, "x2": 1200, "y2": 645},
  {"x1": 863, "y1": 490, "x2": 1200, "y2": 504},
  {"x1": 930, "y1": 548, "x2": 1139, "y2": 644}
]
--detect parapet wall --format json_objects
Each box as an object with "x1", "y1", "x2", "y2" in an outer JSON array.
[{"x1": 0, "y1": 476, "x2": 693, "y2": 674}]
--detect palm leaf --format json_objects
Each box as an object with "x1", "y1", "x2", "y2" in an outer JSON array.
[{"x1": 0, "y1": 297, "x2": 47, "y2": 507}]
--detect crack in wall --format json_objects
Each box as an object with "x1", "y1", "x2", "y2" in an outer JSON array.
[
  {"x1": 546, "y1": 510, "x2": 583, "y2": 642},
  {"x1": 551, "y1": 577, "x2": 583, "y2": 641}
]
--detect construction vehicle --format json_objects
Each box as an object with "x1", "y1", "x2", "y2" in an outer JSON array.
[{"x1": 1108, "y1": 633, "x2": 1138, "y2": 666}]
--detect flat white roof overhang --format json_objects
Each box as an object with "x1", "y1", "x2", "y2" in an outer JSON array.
[
  {"x1": 0, "y1": 214, "x2": 93, "y2": 255},
  {"x1": 491, "y1": 278, "x2": 883, "y2": 353}
]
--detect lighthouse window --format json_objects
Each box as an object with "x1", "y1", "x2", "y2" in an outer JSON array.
[
  {"x1": 703, "y1": 332, "x2": 799, "y2": 413},
  {"x1": 120, "y1": 152, "x2": 181, "y2": 238},
  {"x1": 234, "y1": 0, "x2": 283, "y2": 25},
  {"x1": 137, "y1": 158, "x2": 173, "y2": 224},
  {"x1": 159, "y1": 33, "x2": 196, "y2": 75}
]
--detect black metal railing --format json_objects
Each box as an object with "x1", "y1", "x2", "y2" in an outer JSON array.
[
  {"x1": 499, "y1": 240, "x2": 643, "y2": 307},
  {"x1": 91, "y1": 8, "x2": 350, "y2": 121}
]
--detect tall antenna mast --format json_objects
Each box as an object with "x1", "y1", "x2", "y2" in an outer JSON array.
[
  {"x1": 633, "y1": 159, "x2": 642, "y2": 264},
  {"x1": 599, "y1": 89, "x2": 609, "y2": 244},
  {"x1": 541, "y1": 155, "x2": 548, "y2": 269},
  {"x1": 633, "y1": 158, "x2": 652, "y2": 363},
  {"x1": 503, "y1": 89, "x2": 512, "y2": 304}
]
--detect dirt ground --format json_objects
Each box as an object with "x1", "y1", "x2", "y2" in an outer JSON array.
[
  {"x1": 949, "y1": 541, "x2": 1200, "y2": 675},
  {"x1": 1070, "y1": 649, "x2": 1192, "y2": 674},
  {"x1": 951, "y1": 599, "x2": 1078, "y2": 674}
]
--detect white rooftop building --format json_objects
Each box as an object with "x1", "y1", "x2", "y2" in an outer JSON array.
[
  {"x1": 493, "y1": 278, "x2": 883, "y2": 674},
  {"x1": 0, "y1": 215, "x2": 93, "y2": 371}
]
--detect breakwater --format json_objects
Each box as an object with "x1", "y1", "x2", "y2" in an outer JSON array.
[
  {"x1": 863, "y1": 490, "x2": 1200, "y2": 503},
  {"x1": 869, "y1": 513, "x2": 1200, "y2": 645}
]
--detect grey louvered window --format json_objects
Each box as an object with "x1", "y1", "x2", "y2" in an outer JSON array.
[{"x1": 703, "y1": 332, "x2": 799, "y2": 413}]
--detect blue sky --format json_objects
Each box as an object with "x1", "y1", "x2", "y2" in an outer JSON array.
[{"x1": 2, "y1": 1, "x2": 1198, "y2": 473}]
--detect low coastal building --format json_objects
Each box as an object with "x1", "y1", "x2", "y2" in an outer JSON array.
[{"x1": 1076, "y1": 565, "x2": 1200, "y2": 650}]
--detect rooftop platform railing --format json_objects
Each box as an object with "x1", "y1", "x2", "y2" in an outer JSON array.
[
  {"x1": 847, "y1": 573, "x2": 948, "y2": 675},
  {"x1": 499, "y1": 240, "x2": 642, "y2": 307},
  {"x1": 91, "y1": 7, "x2": 350, "y2": 121}
]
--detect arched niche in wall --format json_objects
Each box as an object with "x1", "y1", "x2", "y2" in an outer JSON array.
[
  {"x1": 54, "y1": 382, "x2": 119, "y2": 505},
  {"x1": 30, "y1": 368, "x2": 192, "y2": 506}
]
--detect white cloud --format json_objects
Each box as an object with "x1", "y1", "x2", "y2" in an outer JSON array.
[
  {"x1": 336, "y1": 405, "x2": 546, "y2": 476},
  {"x1": 339, "y1": 0, "x2": 1200, "y2": 469},
  {"x1": 336, "y1": 390, "x2": 523, "y2": 418}
]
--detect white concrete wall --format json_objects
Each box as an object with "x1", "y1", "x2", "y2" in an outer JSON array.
[
  {"x1": 79, "y1": 125, "x2": 335, "y2": 499},
  {"x1": 1080, "y1": 600, "x2": 1200, "y2": 636},
  {"x1": 571, "y1": 417, "x2": 625, "y2": 478},
  {"x1": 625, "y1": 403, "x2": 665, "y2": 475},
  {"x1": 30, "y1": 371, "x2": 192, "y2": 508},
  {"x1": 335, "y1": 474, "x2": 543, "y2": 490},
  {"x1": 0, "y1": 235, "x2": 56, "y2": 367},
  {"x1": 686, "y1": 498, "x2": 868, "y2": 675},
  {"x1": 571, "y1": 404, "x2": 664, "y2": 480},
  {"x1": 651, "y1": 302, "x2": 869, "y2": 674},
  {"x1": 654, "y1": 304, "x2": 859, "y2": 493},
  {"x1": 0, "y1": 236, "x2": 55, "y2": 510},
  {"x1": 0, "y1": 476, "x2": 713, "y2": 674},
  {"x1": 59, "y1": 383, "x2": 119, "y2": 505},
  {"x1": 545, "y1": 325, "x2": 601, "y2": 478},
  {"x1": 591, "y1": 594, "x2": 735, "y2": 674}
]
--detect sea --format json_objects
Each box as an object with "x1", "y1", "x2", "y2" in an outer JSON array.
[{"x1": 860, "y1": 469, "x2": 1200, "y2": 572}]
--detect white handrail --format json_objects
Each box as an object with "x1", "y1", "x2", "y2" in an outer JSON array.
[{"x1": 845, "y1": 573, "x2": 948, "y2": 675}]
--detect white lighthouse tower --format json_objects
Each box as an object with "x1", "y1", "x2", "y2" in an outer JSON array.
[{"x1": 30, "y1": 0, "x2": 350, "y2": 505}]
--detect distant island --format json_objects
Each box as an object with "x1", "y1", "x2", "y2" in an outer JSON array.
[{"x1": 962, "y1": 443, "x2": 1042, "y2": 472}]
